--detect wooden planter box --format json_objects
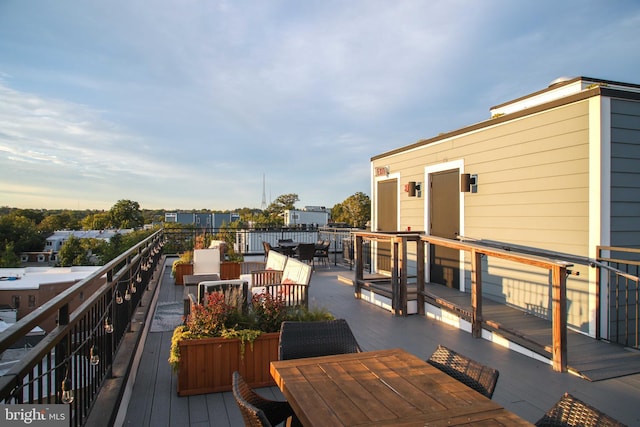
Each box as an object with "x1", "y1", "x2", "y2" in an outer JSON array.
[
  {"x1": 220, "y1": 261, "x2": 241, "y2": 280},
  {"x1": 176, "y1": 332, "x2": 279, "y2": 396},
  {"x1": 174, "y1": 263, "x2": 193, "y2": 285}
]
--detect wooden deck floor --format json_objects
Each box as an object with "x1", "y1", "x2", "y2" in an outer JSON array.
[{"x1": 121, "y1": 258, "x2": 640, "y2": 426}]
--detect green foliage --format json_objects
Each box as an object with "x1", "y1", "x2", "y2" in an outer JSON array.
[
  {"x1": 58, "y1": 236, "x2": 89, "y2": 266},
  {"x1": 80, "y1": 212, "x2": 111, "y2": 230},
  {"x1": 109, "y1": 199, "x2": 144, "y2": 229},
  {"x1": 171, "y1": 250, "x2": 193, "y2": 276},
  {"x1": 331, "y1": 192, "x2": 370, "y2": 228},
  {"x1": 254, "y1": 193, "x2": 300, "y2": 227},
  {"x1": 36, "y1": 211, "x2": 82, "y2": 232},
  {"x1": 0, "y1": 212, "x2": 46, "y2": 253},
  {"x1": 0, "y1": 242, "x2": 21, "y2": 267},
  {"x1": 285, "y1": 306, "x2": 335, "y2": 322}
]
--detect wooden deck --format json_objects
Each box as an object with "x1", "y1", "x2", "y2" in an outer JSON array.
[
  {"x1": 121, "y1": 258, "x2": 640, "y2": 426},
  {"x1": 358, "y1": 277, "x2": 640, "y2": 381}
]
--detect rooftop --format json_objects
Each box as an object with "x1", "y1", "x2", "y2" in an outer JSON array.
[
  {"x1": 120, "y1": 256, "x2": 640, "y2": 426},
  {"x1": 0, "y1": 266, "x2": 101, "y2": 290}
]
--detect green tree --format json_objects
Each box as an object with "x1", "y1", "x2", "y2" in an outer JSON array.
[
  {"x1": 81, "y1": 212, "x2": 111, "y2": 230},
  {"x1": 260, "y1": 193, "x2": 299, "y2": 226},
  {"x1": 0, "y1": 212, "x2": 45, "y2": 253},
  {"x1": 109, "y1": 200, "x2": 144, "y2": 229},
  {"x1": 58, "y1": 236, "x2": 89, "y2": 266},
  {"x1": 0, "y1": 242, "x2": 21, "y2": 267},
  {"x1": 331, "y1": 192, "x2": 370, "y2": 228}
]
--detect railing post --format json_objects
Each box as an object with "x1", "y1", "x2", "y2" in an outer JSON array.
[
  {"x1": 471, "y1": 249, "x2": 483, "y2": 338},
  {"x1": 355, "y1": 235, "x2": 364, "y2": 299},
  {"x1": 552, "y1": 264, "x2": 568, "y2": 372},
  {"x1": 417, "y1": 238, "x2": 425, "y2": 316},
  {"x1": 400, "y1": 236, "x2": 408, "y2": 316},
  {"x1": 392, "y1": 237, "x2": 400, "y2": 316},
  {"x1": 55, "y1": 304, "x2": 70, "y2": 406}
]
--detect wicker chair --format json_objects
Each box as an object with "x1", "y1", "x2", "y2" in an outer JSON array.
[
  {"x1": 279, "y1": 319, "x2": 362, "y2": 360},
  {"x1": 314, "y1": 240, "x2": 330, "y2": 268},
  {"x1": 535, "y1": 392, "x2": 627, "y2": 427},
  {"x1": 294, "y1": 243, "x2": 316, "y2": 269},
  {"x1": 232, "y1": 371, "x2": 296, "y2": 427},
  {"x1": 427, "y1": 345, "x2": 499, "y2": 399}
]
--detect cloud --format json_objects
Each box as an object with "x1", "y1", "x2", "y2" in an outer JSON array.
[{"x1": 1, "y1": 1, "x2": 640, "y2": 210}]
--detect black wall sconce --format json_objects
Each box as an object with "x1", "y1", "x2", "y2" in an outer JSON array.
[
  {"x1": 461, "y1": 174, "x2": 478, "y2": 193},
  {"x1": 406, "y1": 181, "x2": 422, "y2": 197}
]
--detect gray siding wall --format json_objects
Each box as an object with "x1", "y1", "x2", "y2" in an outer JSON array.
[{"x1": 610, "y1": 98, "x2": 640, "y2": 247}]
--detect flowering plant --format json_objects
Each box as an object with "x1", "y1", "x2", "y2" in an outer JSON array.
[
  {"x1": 251, "y1": 291, "x2": 287, "y2": 332},
  {"x1": 169, "y1": 286, "x2": 334, "y2": 370}
]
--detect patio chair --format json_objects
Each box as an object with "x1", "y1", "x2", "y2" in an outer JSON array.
[
  {"x1": 314, "y1": 240, "x2": 330, "y2": 268},
  {"x1": 232, "y1": 371, "x2": 296, "y2": 427},
  {"x1": 535, "y1": 392, "x2": 627, "y2": 427},
  {"x1": 427, "y1": 345, "x2": 499, "y2": 399},
  {"x1": 262, "y1": 241, "x2": 272, "y2": 261},
  {"x1": 197, "y1": 279, "x2": 249, "y2": 313},
  {"x1": 253, "y1": 258, "x2": 312, "y2": 308},
  {"x1": 278, "y1": 319, "x2": 362, "y2": 360},
  {"x1": 248, "y1": 251, "x2": 287, "y2": 288},
  {"x1": 294, "y1": 243, "x2": 316, "y2": 269}
]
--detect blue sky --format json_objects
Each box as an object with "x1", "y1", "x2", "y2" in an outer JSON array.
[{"x1": 1, "y1": 1, "x2": 639, "y2": 211}]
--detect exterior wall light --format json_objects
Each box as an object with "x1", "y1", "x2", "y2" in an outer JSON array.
[
  {"x1": 461, "y1": 174, "x2": 478, "y2": 193},
  {"x1": 405, "y1": 181, "x2": 422, "y2": 197}
]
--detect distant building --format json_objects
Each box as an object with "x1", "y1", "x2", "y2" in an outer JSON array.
[
  {"x1": 0, "y1": 266, "x2": 103, "y2": 332},
  {"x1": 284, "y1": 206, "x2": 330, "y2": 227},
  {"x1": 19, "y1": 229, "x2": 134, "y2": 266},
  {"x1": 164, "y1": 212, "x2": 239, "y2": 228},
  {"x1": 45, "y1": 229, "x2": 134, "y2": 253}
]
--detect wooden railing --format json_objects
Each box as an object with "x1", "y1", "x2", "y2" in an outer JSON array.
[
  {"x1": 0, "y1": 230, "x2": 165, "y2": 426},
  {"x1": 353, "y1": 231, "x2": 572, "y2": 372}
]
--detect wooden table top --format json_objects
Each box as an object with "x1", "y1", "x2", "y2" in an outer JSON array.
[{"x1": 270, "y1": 348, "x2": 533, "y2": 426}]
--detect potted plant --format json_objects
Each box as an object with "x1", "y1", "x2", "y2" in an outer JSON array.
[
  {"x1": 220, "y1": 250, "x2": 243, "y2": 280},
  {"x1": 172, "y1": 250, "x2": 193, "y2": 285},
  {"x1": 169, "y1": 289, "x2": 332, "y2": 396}
]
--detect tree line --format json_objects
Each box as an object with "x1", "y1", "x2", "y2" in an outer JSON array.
[{"x1": 0, "y1": 193, "x2": 370, "y2": 267}]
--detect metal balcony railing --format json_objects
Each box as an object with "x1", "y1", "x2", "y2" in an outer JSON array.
[
  {"x1": 0, "y1": 229, "x2": 165, "y2": 427},
  {"x1": 597, "y1": 246, "x2": 640, "y2": 349}
]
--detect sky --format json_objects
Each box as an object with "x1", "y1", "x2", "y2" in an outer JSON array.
[{"x1": 1, "y1": 1, "x2": 639, "y2": 212}]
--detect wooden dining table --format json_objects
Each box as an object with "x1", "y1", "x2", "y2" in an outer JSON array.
[{"x1": 270, "y1": 348, "x2": 533, "y2": 426}]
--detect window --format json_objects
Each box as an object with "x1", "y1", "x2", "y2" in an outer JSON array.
[
  {"x1": 11, "y1": 295, "x2": 20, "y2": 309},
  {"x1": 28, "y1": 295, "x2": 36, "y2": 308}
]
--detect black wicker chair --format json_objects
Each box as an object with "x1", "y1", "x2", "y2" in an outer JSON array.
[
  {"x1": 427, "y1": 345, "x2": 499, "y2": 399},
  {"x1": 535, "y1": 392, "x2": 627, "y2": 427},
  {"x1": 294, "y1": 243, "x2": 316, "y2": 269},
  {"x1": 278, "y1": 319, "x2": 362, "y2": 360},
  {"x1": 232, "y1": 371, "x2": 296, "y2": 427},
  {"x1": 314, "y1": 240, "x2": 330, "y2": 268}
]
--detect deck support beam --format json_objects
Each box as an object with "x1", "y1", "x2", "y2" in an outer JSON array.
[
  {"x1": 471, "y1": 249, "x2": 483, "y2": 338},
  {"x1": 552, "y1": 264, "x2": 568, "y2": 372}
]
